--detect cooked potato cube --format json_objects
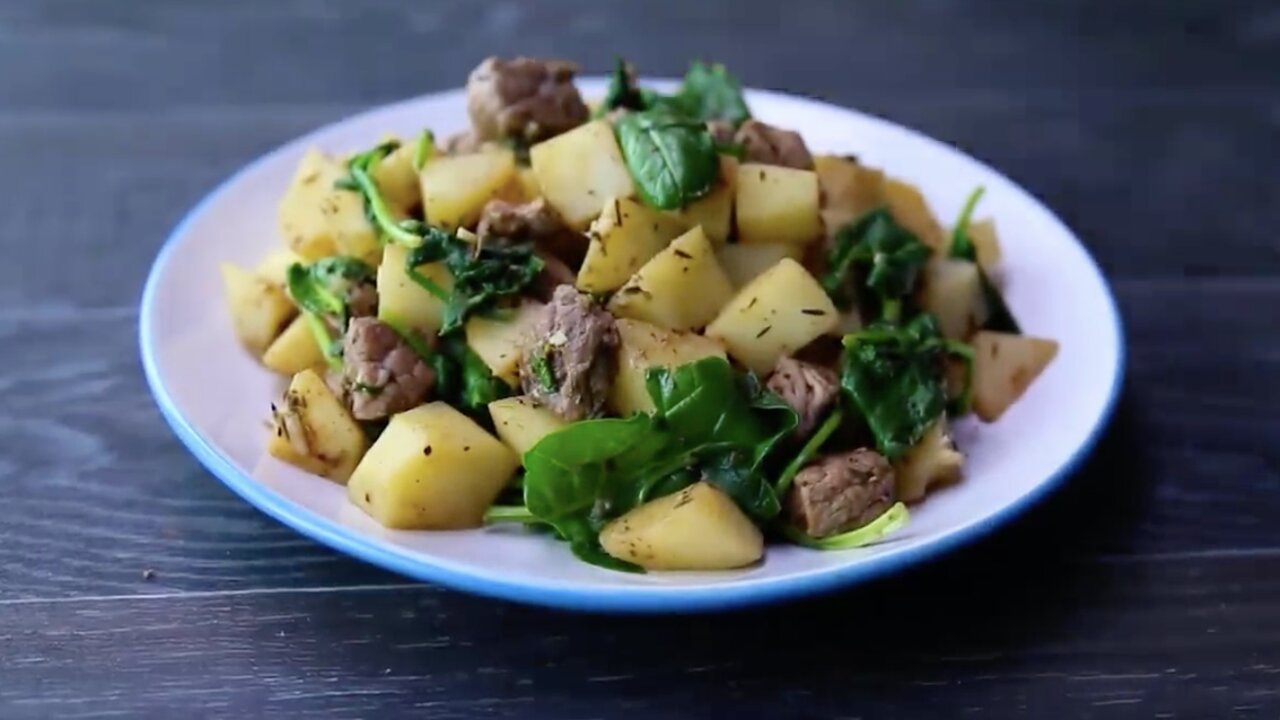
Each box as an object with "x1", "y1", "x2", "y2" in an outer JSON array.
[
  {"x1": 599, "y1": 482, "x2": 763, "y2": 570},
  {"x1": 221, "y1": 262, "x2": 296, "y2": 356},
  {"x1": 968, "y1": 218, "x2": 1002, "y2": 273},
  {"x1": 667, "y1": 155, "x2": 737, "y2": 244},
  {"x1": 971, "y1": 331, "x2": 1059, "y2": 421},
  {"x1": 814, "y1": 155, "x2": 886, "y2": 232},
  {"x1": 705, "y1": 259, "x2": 838, "y2": 374},
  {"x1": 488, "y1": 395, "x2": 567, "y2": 456},
  {"x1": 261, "y1": 315, "x2": 326, "y2": 375},
  {"x1": 715, "y1": 242, "x2": 803, "y2": 288},
  {"x1": 577, "y1": 196, "x2": 688, "y2": 293},
  {"x1": 531, "y1": 120, "x2": 635, "y2": 229},
  {"x1": 347, "y1": 403, "x2": 519, "y2": 529},
  {"x1": 610, "y1": 319, "x2": 727, "y2": 417},
  {"x1": 266, "y1": 369, "x2": 368, "y2": 483},
  {"x1": 278, "y1": 148, "x2": 382, "y2": 264},
  {"x1": 919, "y1": 257, "x2": 988, "y2": 340},
  {"x1": 735, "y1": 163, "x2": 822, "y2": 246},
  {"x1": 254, "y1": 248, "x2": 304, "y2": 289},
  {"x1": 464, "y1": 301, "x2": 544, "y2": 384},
  {"x1": 371, "y1": 141, "x2": 424, "y2": 217},
  {"x1": 884, "y1": 177, "x2": 945, "y2": 250},
  {"x1": 894, "y1": 420, "x2": 963, "y2": 503},
  {"x1": 419, "y1": 149, "x2": 517, "y2": 230},
  {"x1": 376, "y1": 243, "x2": 453, "y2": 336},
  {"x1": 607, "y1": 226, "x2": 735, "y2": 331},
  {"x1": 494, "y1": 167, "x2": 542, "y2": 204}
]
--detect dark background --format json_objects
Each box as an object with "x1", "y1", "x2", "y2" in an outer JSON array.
[{"x1": 3, "y1": 1, "x2": 1278, "y2": 717}]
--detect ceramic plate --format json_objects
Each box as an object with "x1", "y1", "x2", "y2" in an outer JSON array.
[{"x1": 140, "y1": 79, "x2": 1123, "y2": 612}]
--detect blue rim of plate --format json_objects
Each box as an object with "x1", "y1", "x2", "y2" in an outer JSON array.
[{"x1": 139, "y1": 91, "x2": 1126, "y2": 613}]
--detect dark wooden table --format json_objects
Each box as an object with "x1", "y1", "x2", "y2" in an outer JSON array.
[{"x1": 3, "y1": 1, "x2": 1278, "y2": 717}]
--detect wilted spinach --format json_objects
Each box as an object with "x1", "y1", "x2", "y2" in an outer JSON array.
[
  {"x1": 596, "y1": 57, "x2": 648, "y2": 116},
  {"x1": 512, "y1": 357, "x2": 797, "y2": 571},
  {"x1": 948, "y1": 186, "x2": 1021, "y2": 334},
  {"x1": 822, "y1": 208, "x2": 930, "y2": 322},
  {"x1": 285, "y1": 256, "x2": 377, "y2": 368},
  {"x1": 404, "y1": 226, "x2": 543, "y2": 335},
  {"x1": 615, "y1": 109, "x2": 719, "y2": 210},
  {"x1": 840, "y1": 314, "x2": 972, "y2": 459},
  {"x1": 677, "y1": 61, "x2": 752, "y2": 127}
]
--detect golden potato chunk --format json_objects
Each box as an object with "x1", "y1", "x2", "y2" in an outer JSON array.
[
  {"x1": 600, "y1": 482, "x2": 764, "y2": 570},
  {"x1": 577, "y1": 196, "x2": 688, "y2": 293},
  {"x1": 418, "y1": 149, "x2": 517, "y2": 230},
  {"x1": 261, "y1": 315, "x2": 326, "y2": 375},
  {"x1": 488, "y1": 396, "x2": 567, "y2": 457},
  {"x1": 609, "y1": 319, "x2": 727, "y2": 417},
  {"x1": 894, "y1": 420, "x2": 964, "y2": 503},
  {"x1": 735, "y1": 163, "x2": 822, "y2": 246},
  {"x1": 715, "y1": 242, "x2": 803, "y2": 288},
  {"x1": 971, "y1": 331, "x2": 1059, "y2": 421},
  {"x1": 607, "y1": 226, "x2": 735, "y2": 331},
  {"x1": 347, "y1": 403, "x2": 519, "y2": 529},
  {"x1": 267, "y1": 369, "x2": 368, "y2": 483},
  {"x1": 531, "y1": 120, "x2": 635, "y2": 229},
  {"x1": 220, "y1": 262, "x2": 296, "y2": 356},
  {"x1": 277, "y1": 148, "x2": 382, "y2": 264}
]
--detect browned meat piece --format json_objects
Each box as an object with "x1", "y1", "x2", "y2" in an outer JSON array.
[
  {"x1": 341, "y1": 317, "x2": 435, "y2": 420},
  {"x1": 477, "y1": 198, "x2": 567, "y2": 244},
  {"x1": 345, "y1": 280, "x2": 378, "y2": 318},
  {"x1": 767, "y1": 356, "x2": 840, "y2": 437},
  {"x1": 735, "y1": 119, "x2": 814, "y2": 170},
  {"x1": 787, "y1": 449, "x2": 896, "y2": 538},
  {"x1": 519, "y1": 285, "x2": 618, "y2": 421},
  {"x1": 529, "y1": 250, "x2": 578, "y2": 302},
  {"x1": 440, "y1": 130, "x2": 485, "y2": 155},
  {"x1": 466, "y1": 56, "x2": 589, "y2": 142},
  {"x1": 706, "y1": 119, "x2": 736, "y2": 147}
]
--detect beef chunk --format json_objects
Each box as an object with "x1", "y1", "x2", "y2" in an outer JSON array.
[
  {"x1": 477, "y1": 198, "x2": 567, "y2": 245},
  {"x1": 735, "y1": 119, "x2": 814, "y2": 170},
  {"x1": 787, "y1": 449, "x2": 896, "y2": 538},
  {"x1": 440, "y1": 130, "x2": 485, "y2": 155},
  {"x1": 345, "y1": 280, "x2": 378, "y2": 318},
  {"x1": 519, "y1": 285, "x2": 618, "y2": 421},
  {"x1": 767, "y1": 356, "x2": 840, "y2": 437},
  {"x1": 341, "y1": 317, "x2": 435, "y2": 420},
  {"x1": 466, "y1": 56, "x2": 589, "y2": 142}
]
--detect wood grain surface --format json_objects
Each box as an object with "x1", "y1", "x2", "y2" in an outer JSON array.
[{"x1": 2, "y1": 1, "x2": 1278, "y2": 717}]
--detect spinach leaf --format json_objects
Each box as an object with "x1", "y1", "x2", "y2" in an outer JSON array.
[
  {"x1": 615, "y1": 109, "x2": 719, "y2": 210},
  {"x1": 404, "y1": 225, "x2": 543, "y2": 335},
  {"x1": 776, "y1": 407, "x2": 845, "y2": 495},
  {"x1": 948, "y1": 186, "x2": 1021, "y2": 334},
  {"x1": 840, "y1": 315, "x2": 950, "y2": 459},
  {"x1": 822, "y1": 208, "x2": 930, "y2": 322},
  {"x1": 596, "y1": 57, "x2": 648, "y2": 117},
  {"x1": 515, "y1": 357, "x2": 798, "y2": 571},
  {"x1": 677, "y1": 61, "x2": 752, "y2": 127},
  {"x1": 285, "y1": 257, "x2": 376, "y2": 368},
  {"x1": 453, "y1": 338, "x2": 511, "y2": 411},
  {"x1": 412, "y1": 129, "x2": 435, "y2": 172}
]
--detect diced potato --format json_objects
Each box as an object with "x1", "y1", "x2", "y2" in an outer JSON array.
[
  {"x1": 884, "y1": 177, "x2": 945, "y2": 250},
  {"x1": 266, "y1": 369, "x2": 368, "y2": 483},
  {"x1": 261, "y1": 315, "x2": 326, "y2": 375},
  {"x1": 667, "y1": 155, "x2": 737, "y2": 244},
  {"x1": 814, "y1": 155, "x2": 886, "y2": 231},
  {"x1": 599, "y1": 482, "x2": 763, "y2": 570},
  {"x1": 715, "y1": 242, "x2": 803, "y2": 288},
  {"x1": 894, "y1": 420, "x2": 964, "y2": 503},
  {"x1": 609, "y1": 319, "x2": 727, "y2": 417},
  {"x1": 735, "y1": 163, "x2": 822, "y2": 246},
  {"x1": 419, "y1": 149, "x2": 517, "y2": 230},
  {"x1": 254, "y1": 248, "x2": 304, "y2": 289},
  {"x1": 968, "y1": 218, "x2": 1002, "y2": 273},
  {"x1": 607, "y1": 226, "x2": 735, "y2": 331},
  {"x1": 494, "y1": 167, "x2": 542, "y2": 204},
  {"x1": 531, "y1": 120, "x2": 635, "y2": 229},
  {"x1": 220, "y1": 262, "x2": 296, "y2": 356},
  {"x1": 464, "y1": 301, "x2": 544, "y2": 384},
  {"x1": 487, "y1": 396, "x2": 567, "y2": 456},
  {"x1": 278, "y1": 148, "x2": 382, "y2": 264},
  {"x1": 371, "y1": 141, "x2": 424, "y2": 217},
  {"x1": 919, "y1": 257, "x2": 988, "y2": 340},
  {"x1": 577, "y1": 196, "x2": 688, "y2": 293},
  {"x1": 971, "y1": 331, "x2": 1059, "y2": 421},
  {"x1": 705, "y1": 259, "x2": 838, "y2": 374},
  {"x1": 347, "y1": 403, "x2": 519, "y2": 529},
  {"x1": 376, "y1": 243, "x2": 453, "y2": 336}
]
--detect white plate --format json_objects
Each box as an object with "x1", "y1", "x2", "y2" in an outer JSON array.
[{"x1": 140, "y1": 79, "x2": 1124, "y2": 612}]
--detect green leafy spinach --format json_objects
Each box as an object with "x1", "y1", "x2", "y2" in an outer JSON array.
[
  {"x1": 822, "y1": 208, "x2": 931, "y2": 322},
  {"x1": 285, "y1": 256, "x2": 377, "y2": 368},
  {"x1": 615, "y1": 109, "x2": 719, "y2": 210},
  {"x1": 677, "y1": 61, "x2": 752, "y2": 127}
]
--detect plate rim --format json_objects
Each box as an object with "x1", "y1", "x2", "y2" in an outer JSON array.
[{"x1": 139, "y1": 84, "x2": 1126, "y2": 613}]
